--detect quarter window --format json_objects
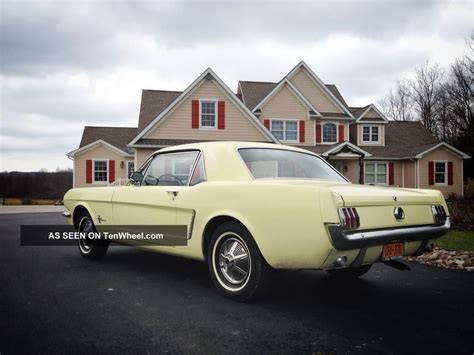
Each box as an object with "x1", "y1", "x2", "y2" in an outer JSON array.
[
  {"x1": 200, "y1": 101, "x2": 217, "y2": 128},
  {"x1": 362, "y1": 125, "x2": 380, "y2": 142},
  {"x1": 364, "y1": 163, "x2": 387, "y2": 184},
  {"x1": 93, "y1": 160, "x2": 108, "y2": 182},
  {"x1": 322, "y1": 123, "x2": 337, "y2": 143},
  {"x1": 271, "y1": 120, "x2": 298, "y2": 141},
  {"x1": 434, "y1": 162, "x2": 447, "y2": 185}
]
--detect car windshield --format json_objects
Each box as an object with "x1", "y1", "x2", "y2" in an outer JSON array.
[{"x1": 239, "y1": 148, "x2": 346, "y2": 181}]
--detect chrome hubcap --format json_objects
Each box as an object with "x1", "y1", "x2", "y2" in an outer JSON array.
[
  {"x1": 218, "y1": 237, "x2": 250, "y2": 285},
  {"x1": 78, "y1": 217, "x2": 94, "y2": 253}
]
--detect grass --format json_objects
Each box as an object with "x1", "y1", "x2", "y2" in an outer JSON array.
[{"x1": 435, "y1": 230, "x2": 474, "y2": 251}]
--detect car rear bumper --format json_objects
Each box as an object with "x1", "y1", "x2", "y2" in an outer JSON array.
[{"x1": 327, "y1": 217, "x2": 450, "y2": 251}]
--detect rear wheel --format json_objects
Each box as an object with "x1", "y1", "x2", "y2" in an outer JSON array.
[
  {"x1": 326, "y1": 264, "x2": 372, "y2": 278},
  {"x1": 77, "y1": 211, "x2": 109, "y2": 260},
  {"x1": 208, "y1": 221, "x2": 273, "y2": 301}
]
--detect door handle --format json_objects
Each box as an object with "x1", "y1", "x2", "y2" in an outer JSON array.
[{"x1": 167, "y1": 191, "x2": 178, "y2": 200}]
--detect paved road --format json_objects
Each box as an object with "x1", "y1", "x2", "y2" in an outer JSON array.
[{"x1": 1, "y1": 213, "x2": 473, "y2": 354}]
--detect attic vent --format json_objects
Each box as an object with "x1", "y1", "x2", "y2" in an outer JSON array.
[{"x1": 205, "y1": 73, "x2": 213, "y2": 81}]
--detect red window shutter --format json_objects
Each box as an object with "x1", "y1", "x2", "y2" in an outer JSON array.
[
  {"x1": 86, "y1": 160, "x2": 92, "y2": 184},
  {"x1": 389, "y1": 162, "x2": 394, "y2": 185},
  {"x1": 263, "y1": 119, "x2": 270, "y2": 129},
  {"x1": 428, "y1": 161, "x2": 434, "y2": 185},
  {"x1": 338, "y1": 124, "x2": 344, "y2": 143},
  {"x1": 299, "y1": 121, "x2": 305, "y2": 143},
  {"x1": 448, "y1": 162, "x2": 453, "y2": 185},
  {"x1": 109, "y1": 160, "x2": 115, "y2": 183},
  {"x1": 218, "y1": 101, "x2": 225, "y2": 129},
  {"x1": 316, "y1": 124, "x2": 322, "y2": 143},
  {"x1": 191, "y1": 100, "x2": 199, "y2": 129}
]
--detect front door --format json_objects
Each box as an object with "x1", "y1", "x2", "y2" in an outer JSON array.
[{"x1": 111, "y1": 150, "x2": 200, "y2": 245}]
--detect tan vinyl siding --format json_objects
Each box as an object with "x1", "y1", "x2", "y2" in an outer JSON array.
[
  {"x1": 418, "y1": 147, "x2": 463, "y2": 197},
  {"x1": 403, "y1": 160, "x2": 416, "y2": 188},
  {"x1": 144, "y1": 80, "x2": 269, "y2": 142},
  {"x1": 358, "y1": 124, "x2": 385, "y2": 146},
  {"x1": 260, "y1": 85, "x2": 312, "y2": 145},
  {"x1": 290, "y1": 68, "x2": 342, "y2": 113},
  {"x1": 364, "y1": 108, "x2": 384, "y2": 120},
  {"x1": 343, "y1": 160, "x2": 360, "y2": 184},
  {"x1": 74, "y1": 144, "x2": 131, "y2": 188},
  {"x1": 136, "y1": 148, "x2": 158, "y2": 168}
]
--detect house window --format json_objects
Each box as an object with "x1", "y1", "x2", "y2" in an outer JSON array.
[
  {"x1": 362, "y1": 125, "x2": 380, "y2": 142},
  {"x1": 126, "y1": 161, "x2": 134, "y2": 179},
  {"x1": 434, "y1": 161, "x2": 447, "y2": 185},
  {"x1": 322, "y1": 123, "x2": 337, "y2": 143},
  {"x1": 271, "y1": 120, "x2": 298, "y2": 141},
  {"x1": 93, "y1": 160, "x2": 108, "y2": 182},
  {"x1": 364, "y1": 162, "x2": 387, "y2": 184},
  {"x1": 200, "y1": 100, "x2": 217, "y2": 128}
]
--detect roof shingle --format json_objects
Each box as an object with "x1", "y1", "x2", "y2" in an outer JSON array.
[
  {"x1": 79, "y1": 126, "x2": 138, "y2": 154},
  {"x1": 137, "y1": 90, "x2": 182, "y2": 133}
]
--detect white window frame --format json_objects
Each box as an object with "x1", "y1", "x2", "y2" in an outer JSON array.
[
  {"x1": 199, "y1": 99, "x2": 218, "y2": 130},
  {"x1": 361, "y1": 125, "x2": 381, "y2": 144},
  {"x1": 434, "y1": 160, "x2": 448, "y2": 186},
  {"x1": 364, "y1": 162, "x2": 388, "y2": 185},
  {"x1": 126, "y1": 160, "x2": 134, "y2": 179},
  {"x1": 270, "y1": 119, "x2": 299, "y2": 142},
  {"x1": 321, "y1": 121, "x2": 339, "y2": 145},
  {"x1": 92, "y1": 159, "x2": 109, "y2": 184}
]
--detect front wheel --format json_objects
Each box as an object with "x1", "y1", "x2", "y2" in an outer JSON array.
[
  {"x1": 208, "y1": 221, "x2": 273, "y2": 301},
  {"x1": 77, "y1": 211, "x2": 109, "y2": 260},
  {"x1": 326, "y1": 264, "x2": 372, "y2": 278}
]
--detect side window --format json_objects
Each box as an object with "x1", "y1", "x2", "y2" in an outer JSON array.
[
  {"x1": 142, "y1": 151, "x2": 199, "y2": 186},
  {"x1": 190, "y1": 155, "x2": 207, "y2": 186}
]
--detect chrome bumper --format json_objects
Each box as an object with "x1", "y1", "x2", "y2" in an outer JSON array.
[
  {"x1": 328, "y1": 217, "x2": 450, "y2": 251},
  {"x1": 62, "y1": 211, "x2": 71, "y2": 218}
]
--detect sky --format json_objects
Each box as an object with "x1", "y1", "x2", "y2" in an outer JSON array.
[{"x1": 0, "y1": 0, "x2": 472, "y2": 172}]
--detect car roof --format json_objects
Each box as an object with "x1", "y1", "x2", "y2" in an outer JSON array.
[{"x1": 153, "y1": 141, "x2": 319, "y2": 156}]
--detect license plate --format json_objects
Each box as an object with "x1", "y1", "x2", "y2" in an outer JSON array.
[{"x1": 382, "y1": 242, "x2": 405, "y2": 260}]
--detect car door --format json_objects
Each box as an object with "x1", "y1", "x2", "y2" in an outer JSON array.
[{"x1": 111, "y1": 150, "x2": 200, "y2": 245}]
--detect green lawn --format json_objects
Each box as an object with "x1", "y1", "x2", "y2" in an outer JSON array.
[{"x1": 435, "y1": 230, "x2": 474, "y2": 251}]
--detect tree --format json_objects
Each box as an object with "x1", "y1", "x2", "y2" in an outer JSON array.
[
  {"x1": 381, "y1": 80, "x2": 413, "y2": 121},
  {"x1": 410, "y1": 62, "x2": 444, "y2": 135}
]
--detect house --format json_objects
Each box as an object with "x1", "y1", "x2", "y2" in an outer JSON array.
[{"x1": 67, "y1": 61, "x2": 470, "y2": 196}]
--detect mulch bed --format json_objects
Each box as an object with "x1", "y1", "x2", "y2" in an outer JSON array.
[{"x1": 406, "y1": 248, "x2": 474, "y2": 272}]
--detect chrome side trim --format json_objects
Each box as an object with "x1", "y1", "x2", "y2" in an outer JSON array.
[
  {"x1": 62, "y1": 211, "x2": 71, "y2": 218},
  {"x1": 327, "y1": 218, "x2": 450, "y2": 251}
]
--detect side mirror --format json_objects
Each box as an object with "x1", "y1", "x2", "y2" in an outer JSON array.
[
  {"x1": 130, "y1": 171, "x2": 143, "y2": 184},
  {"x1": 144, "y1": 175, "x2": 158, "y2": 186}
]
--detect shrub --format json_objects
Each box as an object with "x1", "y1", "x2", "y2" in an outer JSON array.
[{"x1": 447, "y1": 187, "x2": 474, "y2": 230}]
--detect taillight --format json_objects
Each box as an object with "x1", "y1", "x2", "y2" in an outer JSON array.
[
  {"x1": 431, "y1": 205, "x2": 447, "y2": 224},
  {"x1": 338, "y1": 207, "x2": 360, "y2": 229}
]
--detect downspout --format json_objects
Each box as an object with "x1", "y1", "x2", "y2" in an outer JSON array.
[{"x1": 67, "y1": 154, "x2": 75, "y2": 189}]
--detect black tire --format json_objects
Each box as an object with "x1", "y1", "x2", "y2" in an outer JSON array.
[
  {"x1": 326, "y1": 264, "x2": 372, "y2": 278},
  {"x1": 77, "y1": 211, "x2": 109, "y2": 260},
  {"x1": 207, "y1": 221, "x2": 273, "y2": 302}
]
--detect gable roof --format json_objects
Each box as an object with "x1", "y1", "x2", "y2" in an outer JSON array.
[
  {"x1": 286, "y1": 61, "x2": 355, "y2": 119},
  {"x1": 252, "y1": 78, "x2": 322, "y2": 116},
  {"x1": 137, "y1": 90, "x2": 182, "y2": 133},
  {"x1": 68, "y1": 126, "x2": 137, "y2": 157},
  {"x1": 129, "y1": 68, "x2": 279, "y2": 146},
  {"x1": 79, "y1": 126, "x2": 137, "y2": 153},
  {"x1": 238, "y1": 79, "x2": 350, "y2": 114},
  {"x1": 354, "y1": 104, "x2": 388, "y2": 123}
]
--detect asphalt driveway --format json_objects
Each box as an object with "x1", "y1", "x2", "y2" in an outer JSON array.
[{"x1": 1, "y1": 213, "x2": 473, "y2": 354}]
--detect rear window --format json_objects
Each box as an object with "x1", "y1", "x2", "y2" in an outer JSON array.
[{"x1": 239, "y1": 148, "x2": 346, "y2": 181}]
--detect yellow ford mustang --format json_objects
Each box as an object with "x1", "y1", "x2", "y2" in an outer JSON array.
[{"x1": 63, "y1": 142, "x2": 450, "y2": 301}]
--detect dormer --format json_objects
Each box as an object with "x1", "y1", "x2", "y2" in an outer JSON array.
[{"x1": 350, "y1": 104, "x2": 388, "y2": 146}]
